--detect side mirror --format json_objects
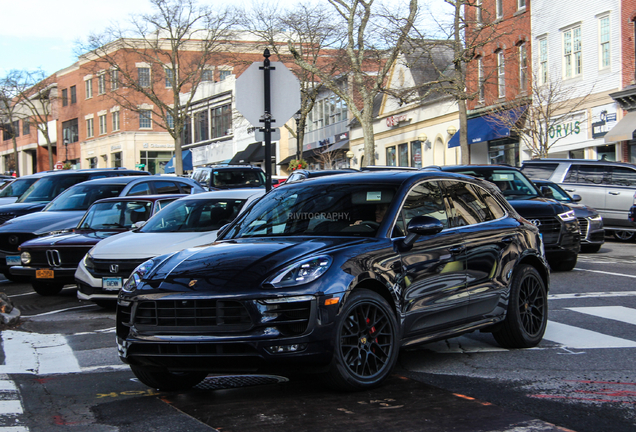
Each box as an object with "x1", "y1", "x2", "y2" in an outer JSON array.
[
  {"x1": 402, "y1": 216, "x2": 444, "y2": 248},
  {"x1": 132, "y1": 220, "x2": 147, "y2": 230},
  {"x1": 540, "y1": 186, "x2": 554, "y2": 199},
  {"x1": 571, "y1": 194, "x2": 582, "y2": 202}
]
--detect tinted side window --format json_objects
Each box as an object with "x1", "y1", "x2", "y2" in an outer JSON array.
[
  {"x1": 178, "y1": 182, "x2": 193, "y2": 194},
  {"x1": 127, "y1": 182, "x2": 152, "y2": 196},
  {"x1": 442, "y1": 181, "x2": 489, "y2": 226},
  {"x1": 155, "y1": 181, "x2": 180, "y2": 194},
  {"x1": 521, "y1": 163, "x2": 559, "y2": 180},
  {"x1": 609, "y1": 167, "x2": 636, "y2": 187},
  {"x1": 397, "y1": 181, "x2": 448, "y2": 233},
  {"x1": 564, "y1": 165, "x2": 606, "y2": 184},
  {"x1": 473, "y1": 185, "x2": 506, "y2": 220}
]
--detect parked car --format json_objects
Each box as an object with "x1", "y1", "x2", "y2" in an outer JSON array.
[
  {"x1": 0, "y1": 168, "x2": 149, "y2": 224},
  {"x1": 533, "y1": 179, "x2": 604, "y2": 253},
  {"x1": 440, "y1": 165, "x2": 580, "y2": 271},
  {"x1": 191, "y1": 165, "x2": 266, "y2": 191},
  {"x1": 282, "y1": 168, "x2": 358, "y2": 184},
  {"x1": 75, "y1": 189, "x2": 265, "y2": 305},
  {"x1": 116, "y1": 170, "x2": 549, "y2": 392},
  {"x1": 521, "y1": 158, "x2": 636, "y2": 242},
  {"x1": 0, "y1": 175, "x2": 203, "y2": 281},
  {"x1": 0, "y1": 172, "x2": 51, "y2": 207},
  {"x1": 11, "y1": 195, "x2": 183, "y2": 296}
]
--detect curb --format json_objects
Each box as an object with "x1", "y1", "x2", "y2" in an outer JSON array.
[{"x1": 1, "y1": 307, "x2": 21, "y2": 326}]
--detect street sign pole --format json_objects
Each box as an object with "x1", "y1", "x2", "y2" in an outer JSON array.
[{"x1": 260, "y1": 49, "x2": 274, "y2": 192}]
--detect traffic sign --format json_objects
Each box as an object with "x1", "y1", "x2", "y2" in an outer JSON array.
[
  {"x1": 55, "y1": 161, "x2": 64, "y2": 170},
  {"x1": 235, "y1": 62, "x2": 300, "y2": 128}
]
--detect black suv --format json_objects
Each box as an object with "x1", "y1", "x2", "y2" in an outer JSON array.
[
  {"x1": 441, "y1": 165, "x2": 580, "y2": 271},
  {"x1": 0, "y1": 168, "x2": 148, "y2": 224},
  {"x1": 191, "y1": 165, "x2": 266, "y2": 191},
  {"x1": 116, "y1": 170, "x2": 549, "y2": 392}
]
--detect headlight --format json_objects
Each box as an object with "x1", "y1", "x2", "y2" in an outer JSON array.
[
  {"x1": 264, "y1": 256, "x2": 332, "y2": 288},
  {"x1": 83, "y1": 253, "x2": 95, "y2": 270},
  {"x1": 122, "y1": 259, "x2": 156, "y2": 293},
  {"x1": 588, "y1": 214, "x2": 603, "y2": 227},
  {"x1": 557, "y1": 210, "x2": 576, "y2": 222},
  {"x1": 20, "y1": 252, "x2": 31, "y2": 265}
]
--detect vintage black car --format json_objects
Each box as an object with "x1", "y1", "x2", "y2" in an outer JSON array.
[
  {"x1": 440, "y1": 165, "x2": 580, "y2": 271},
  {"x1": 11, "y1": 195, "x2": 183, "y2": 297},
  {"x1": 116, "y1": 170, "x2": 550, "y2": 392}
]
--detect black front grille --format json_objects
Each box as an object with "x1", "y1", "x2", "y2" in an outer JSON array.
[
  {"x1": 27, "y1": 248, "x2": 90, "y2": 267},
  {"x1": 534, "y1": 217, "x2": 561, "y2": 245},
  {"x1": 0, "y1": 213, "x2": 16, "y2": 224},
  {"x1": 87, "y1": 258, "x2": 147, "y2": 278},
  {"x1": 133, "y1": 299, "x2": 252, "y2": 332},
  {"x1": 0, "y1": 233, "x2": 38, "y2": 253},
  {"x1": 263, "y1": 301, "x2": 312, "y2": 336},
  {"x1": 577, "y1": 217, "x2": 589, "y2": 238},
  {"x1": 128, "y1": 342, "x2": 257, "y2": 356}
]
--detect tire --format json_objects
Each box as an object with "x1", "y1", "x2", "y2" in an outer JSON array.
[
  {"x1": 31, "y1": 280, "x2": 64, "y2": 296},
  {"x1": 612, "y1": 230, "x2": 636, "y2": 242},
  {"x1": 493, "y1": 264, "x2": 548, "y2": 349},
  {"x1": 324, "y1": 289, "x2": 399, "y2": 392},
  {"x1": 130, "y1": 365, "x2": 208, "y2": 391},
  {"x1": 580, "y1": 244, "x2": 602, "y2": 253},
  {"x1": 550, "y1": 255, "x2": 577, "y2": 272}
]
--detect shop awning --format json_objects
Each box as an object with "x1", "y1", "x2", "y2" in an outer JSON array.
[
  {"x1": 247, "y1": 143, "x2": 276, "y2": 162},
  {"x1": 164, "y1": 150, "x2": 192, "y2": 173},
  {"x1": 229, "y1": 143, "x2": 260, "y2": 164},
  {"x1": 604, "y1": 110, "x2": 636, "y2": 143},
  {"x1": 322, "y1": 140, "x2": 349, "y2": 153},
  {"x1": 278, "y1": 148, "x2": 323, "y2": 165},
  {"x1": 448, "y1": 108, "x2": 526, "y2": 148}
]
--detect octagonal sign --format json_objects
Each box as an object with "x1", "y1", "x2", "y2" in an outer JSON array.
[{"x1": 235, "y1": 62, "x2": 300, "y2": 128}]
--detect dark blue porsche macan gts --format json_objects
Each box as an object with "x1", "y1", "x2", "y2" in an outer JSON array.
[{"x1": 116, "y1": 170, "x2": 550, "y2": 391}]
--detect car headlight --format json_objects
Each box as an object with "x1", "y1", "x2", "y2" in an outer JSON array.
[
  {"x1": 557, "y1": 210, "x2": 576, "y2": 222},
  {"x1": 588, "y1": 214, "x2": 603, "y2": 227},
  {"x1": 264, "y1": 256, "x2": 332, "y2": 288},
  {"x1": 83, "y1": 252, "x2": 95, "y2": 270},
  {"x1": 21, "y1": 252, "x2": 31, "y2": 265},
  {"x1": 122, "y1": 259, "x2": 156, "y2": 293}
]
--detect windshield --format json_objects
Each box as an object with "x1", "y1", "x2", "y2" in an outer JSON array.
[
  {"x1": 452, "y1": 169, "x2": 539, "y2": 200},
  {"x1": 212, "y1": 170, "x2": 265, "y2": 188},
  {"x1": 140, "y1": 198, "x2": 247, "y2": 233},
  {"x1": 224, "y1": 184, "x2": 398, "y2": 239},
  {"x1": 78, "y1": 201, "x2": 153, "y2": 230},
  {"x1": 17, "y1": 175, "x2": 87, "y2": 203},
  {"x1": 0, "y1": 178, "x2": 38, "y2": 198},
  {"x1": 44, "y1": 184, "x2": 125, "y2": 211}
]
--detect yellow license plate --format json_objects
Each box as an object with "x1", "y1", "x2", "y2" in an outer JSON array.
[{"x1": 36, "y1": 269, "x2": 54, "y2": 279}]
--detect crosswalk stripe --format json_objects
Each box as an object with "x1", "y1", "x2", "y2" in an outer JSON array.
[
  {"x1": 567, "y1": 306, "x2": 636, "y2": 326},
  {"x1": 0, "y1": 401, "x2": 22, "y2": 415},
  {"x1": 542, "y1": 321, "x2": 636, "y2": 349},
  {"x1": 0, "y1": 381, "x2": 16, "y2": 391},
  {"x1": 0, "y1": 330, "x2": 80, "y2": 375}
]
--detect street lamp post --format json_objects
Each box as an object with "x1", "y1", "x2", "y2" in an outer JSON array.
[
  {"x1": 63, "y1": 138, "x2": 69, "y2": 164},
  {"x1": 293, "y1": 110, "x2": 302, "y2": 162}
]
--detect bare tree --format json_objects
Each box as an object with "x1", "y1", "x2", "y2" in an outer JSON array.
[
  {"x1": 78, "y1": 0, "x2": 236, "y2": 175},
  {"x1": 289, "y1": 0, "x2": 418, "y2": 167},
  {"x1": 486, "y1": 67, "x2": 595, "y2": 159},
  {"x1": 240, "y1": 1, "x2": 346, "y2": 163},
  {"x1": 0, "y1": 72, "x2": 29, "y2": 177}
]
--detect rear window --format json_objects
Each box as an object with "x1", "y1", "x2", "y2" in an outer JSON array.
[
  {"x1": 609, "y1": 167, "x2": 636, "y2": 187},
  {"x1": 211, "y1": 170, "x2": 265, "y2": 189},
  {"x1": 520, "y1": 163, "x2": 559, "y2": 180}
]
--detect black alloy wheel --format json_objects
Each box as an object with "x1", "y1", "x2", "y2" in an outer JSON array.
[
  {"x1": 325, "y1": 289, "x2": 398, "y2": 391},
  {"x1": 130, "y1": 365, "x2": 208, "y2": 391},
  {"x1": 493, "y1": 264, "x2": 548, "y2": 349}
]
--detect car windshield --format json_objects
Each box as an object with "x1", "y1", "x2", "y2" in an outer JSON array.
[
  {"x1": 224, "y1": 184, "x2": 398, "y2": 239},
  {"x1": 44, "y1": 184, "x2": 126, "y2": 211},
  {"x1": 140, "y1": 198, "x2": 247, "y2": 233},
  {"x1": 452, "y1": 169, "x2": 539, "y2": 200},
  {"x1": 0, "y1": 178, "x2": 38, "y2": 198},
  {"x1": 17, "y1": 175, "x2": 87, "y2": 203},
  {"x1": 78, "y1": 201, "x2": 153, "y2": 230},
  {"x1": 212, "y1": 170, "x2": 265, "y2": 188}
]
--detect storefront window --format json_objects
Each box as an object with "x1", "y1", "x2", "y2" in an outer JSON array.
[
  {"x1": 488, "y1": 141, "x2": 519, "y2": 166},
  {"x1": 140, "y1": 151, "x2": 174, "y2": 174},
  {"x1": 88, "y1": 157, "x2": 97, "y2": 168},
  {"x1": 398, "y1": 143, "x2": 408, "y2": 166},
  {"x1": 596, "y1": 144, "x2": 615, "y2": 161},
  {"x1": 112, "y1": 152, "x2": 122, "y2": 168},
  {"x1": 630, "y1": 141, "x2": 636, "y2": 164},
  {"x1": 386, "y1": 146, "x2": 396, "y2": 166},
  {"x1": 411, "y1": 141, "x2": 422, "y2": 168}
]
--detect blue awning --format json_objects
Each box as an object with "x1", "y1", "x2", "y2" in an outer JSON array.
[
  {"x1": 448, "y1": 108, "x2": 526, "y2": 148},
  {"x1": 164, "y1": 149, "x2": 192, "y2": 173}
]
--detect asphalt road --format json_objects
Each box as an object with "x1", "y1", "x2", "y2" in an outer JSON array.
[{"x1": 1, "y1": 239, "x2": 635, "y2": 431}]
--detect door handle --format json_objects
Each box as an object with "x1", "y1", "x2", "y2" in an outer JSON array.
[
  {"x1": 449, "y1": 245, "x2": 465, "y2": 254},
  {"x1": 564, "y1": 188, "x2": 575, "y2": 192},
  {"x1": 609, "y1": 191, "x2": 621, "y2": 195}
]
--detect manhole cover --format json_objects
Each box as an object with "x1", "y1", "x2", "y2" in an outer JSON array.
[{"x1": 195, "y1": 375, "x2": 288, "y2": 390}]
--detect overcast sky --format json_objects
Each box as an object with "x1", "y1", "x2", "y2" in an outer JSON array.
[{"x1": 0, "y1": 0, "x2": 451, "y2": 77}]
